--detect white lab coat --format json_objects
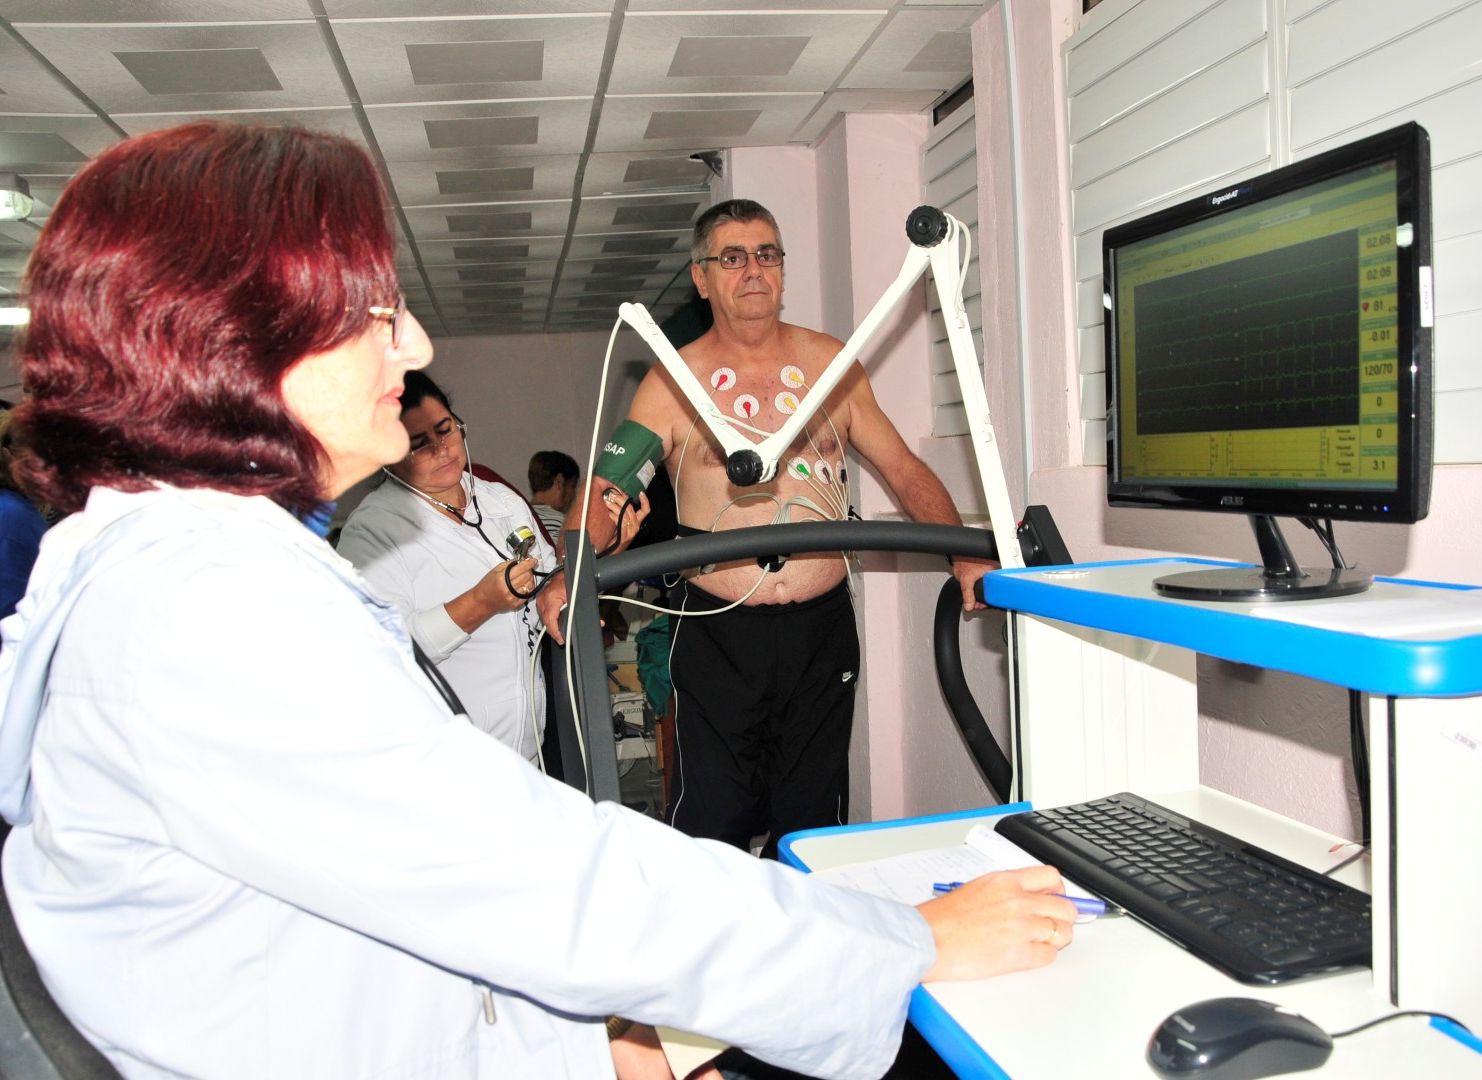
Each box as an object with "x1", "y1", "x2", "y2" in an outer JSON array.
[
  {"x1": 0, "y1": 486, "x2": 933, "y2": 1079},
  {"x1": 338, "y1": 475, "x2": 553, "y2": 759}
]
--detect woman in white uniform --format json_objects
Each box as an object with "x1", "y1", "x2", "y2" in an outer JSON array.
[
  {"x1": 338, "y1": 371, "x2": 554, "y2": 760},
  {"x1": 0, "y1": 120, "x2": 1077, "y2": 1080}
]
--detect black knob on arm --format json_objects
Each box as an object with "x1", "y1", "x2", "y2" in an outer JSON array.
[
  {"x1": 905, "y1": 205, "x2": 949, "y2": 248},
  {"x1": 725, "y1": 449, "x2": 765, "y2": 487}
]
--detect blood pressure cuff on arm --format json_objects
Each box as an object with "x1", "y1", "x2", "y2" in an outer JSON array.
[{"x1": 594, "y1": 420, "x2": 664, "y2": 501}]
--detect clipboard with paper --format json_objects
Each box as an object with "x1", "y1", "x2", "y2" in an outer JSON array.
[{"x1": 812, "y1": 820, "x2": 1112, "y2": 920}]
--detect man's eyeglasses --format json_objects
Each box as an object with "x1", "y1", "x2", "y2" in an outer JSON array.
[
  {"x1": 696, "y1": 246, "x2": 785, "y2": 271},
  {"x1": 406, "y1": 415, "x2": 465, "y2": 460},
  {"x1": 369, "y1": 294, "x2": 407, "y2": 349}
]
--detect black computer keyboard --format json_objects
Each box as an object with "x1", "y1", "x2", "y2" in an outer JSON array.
[{"x1": 996, "y1": 792, "x2": 1371, "y2": 985}]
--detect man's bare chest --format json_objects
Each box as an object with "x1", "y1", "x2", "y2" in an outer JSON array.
[{"x1": 685, "y1": 361, "x2": 847, "y2": 471}]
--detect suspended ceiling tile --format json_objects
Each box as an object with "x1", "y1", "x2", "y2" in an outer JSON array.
[
  {"x1": 579, "y1": 150, "x2": 712, "y2": 196},
  {"x1": 0, "y1": 36, "x2": 98, "y2": 113},
  {"x1": 840, "y1": 7, "x2": 977, "y2": 92},
  {"x1": 0, "y1": 116, "x2": 119, "y2": 171},
  {"x1": 564, "y1": 230, "x2": 689, "y2": 259},
  {"x1": 322, "y1": 0, "x2": 615, "y2": 15},
  {"x1": 611, "y1": 10, "x2": 886, "y2": 95},
  {"x1": 7, "y1": 0, "x2": 310, "y2": 19},
  {"x1": 573, "y1": 192, "x2": 704, "y2": 234},
  {"x1": 117, "y1": 106, "x2": 365, "y2": 144},
  {"x1": 402, "y1": 198, "x2": 571, "y2": 239},
  {"x1": 331, "y1": 15, "x2": 608, "y2": 104},
  {"x1": 792, "y1": 87, "x2": 946, "y2": 142},
  {"x1": 365, "y1": 98, "x2": 592, "y2": 161},
  {"x1": 595, "y1": 93, "x2": 818, "y2": 151},
  {"x1": 564, "y1": 250, "x2": 690, "y2": 277},
  {"x1": 627, "y1": 0, "x2": 889, "y2": 9},
  {"x1": 417, "y1": 235, "x2": 565, "y2": 265},
  {"x1": 387, "y1": 153, "x2": 581, "y2": 205},
  {"x1": 15, "y1": 22, "x2": 346, "y2": 115},
  {"x1": 554, "y1": 271, "x2": 681, "y2": 298}
]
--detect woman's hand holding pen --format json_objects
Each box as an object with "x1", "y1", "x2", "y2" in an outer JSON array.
[{"x1": 916, "y1": 865, "x2": 1078, "y2": 983}]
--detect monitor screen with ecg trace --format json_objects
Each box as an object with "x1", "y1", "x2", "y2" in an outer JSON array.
[{"x1": 1104, "y1": 122, "x2": 1433, "y2": 527}]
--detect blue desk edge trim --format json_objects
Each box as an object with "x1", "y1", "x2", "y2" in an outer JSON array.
[
  {"x1": 910, "y1": 987, "x2": 1011, "y2": 1080},
  {"x1": 982, "y1": 560, "x2": 1482, "y2": 697},
  {"x1": 1433, "y1": 1016, "x2": 1482, "y2": 1054},
  {"x1": 777, "y1": 802, "x2": 1030, "y2": 871}
]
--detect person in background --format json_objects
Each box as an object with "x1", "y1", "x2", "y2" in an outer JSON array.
[
  {"x1": 0, "y1": 121, "x2": 1076, "y2": 1080},
  {"x1": 528, "y1": 449, "x2": 579, "y2": 546},
  {"x1": 0, "y1": 405, "x2": 47, "y2": 625},
  {"x1": 337, "y1": 370, "x2": 554, "y2": 761}
]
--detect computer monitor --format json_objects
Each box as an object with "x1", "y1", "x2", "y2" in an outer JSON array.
[{"x1": 1103, "y1": 122, "x2": 1433, "y2": 601}]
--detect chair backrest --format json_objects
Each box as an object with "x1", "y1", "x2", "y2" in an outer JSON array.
[{"x1": 0, "y1": 830, "x2": 120, "y2": 1080}]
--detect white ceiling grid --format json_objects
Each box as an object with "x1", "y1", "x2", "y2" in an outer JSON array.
[{"x1": 0, "y1": 0, "x2": 983, "y2": 337}]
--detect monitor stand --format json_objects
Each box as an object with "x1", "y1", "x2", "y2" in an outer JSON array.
[{"x1": 1153, "y1": 514, "x2": 1373, "y2": 602}]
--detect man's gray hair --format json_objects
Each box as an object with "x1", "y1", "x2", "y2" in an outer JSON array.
[{"x1": 691, "y1": 199, "x2": 783, "y2": 264}]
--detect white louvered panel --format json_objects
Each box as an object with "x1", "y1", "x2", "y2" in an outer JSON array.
[
  {"x1": 1434, "y1": 389, "x2": 1482, "y2": 462},
  {"x1": 1434, "y1": 231, "x2": 1482, "y2": 320},
  {"x1": 930, "y1": 155, "x2": 979, "y2": 215},
  {"x1": 934, "y1": 404, "x2": 972, "y2": 438},
  {"x1": 1065, "y1": 0, "x2": 1482, "y2": 466},
  {"x1": 1287, "y1": 0, "x2": 1475, "y2": 86},
  {"x1": 925, "y1": 96, "x2": 982, "y2": 438},
  {"x1": 1434, "y1": 311, "x2": 1482, "y2": 395},
  {"x1": 925, "y1": 104, "x2": 977, "y2": 178},
  {"x1": 1076, "y1": 277, "x2": 1104, "y2": 329},
  {"x1": 929, "y1": 256, "x2": 982, "y2": 315},
  {"x1": 1295, "y1": 77, "x2": 1482, "y2": 165},
  {"x1": 1288, "y1": 3, "x2": 1482, "y2": 151},
  {"x1": 1082, "y1": 418, "x2": 1108, "y2": 466},
  {"x1": 928, "y1": 326, "x2": 985, "y2": 375},
  {"x1": 1431, "y1": 156, "x2": 1482, "y2": 241},
  {"x1": 1080, "y1": 370, "x2": 1106, "y2": 424},
  {"x1": 933, "y1": 369, "x2": 963, "y2": 408},
  {"x1": 1065, "y1": 0, "x2": 1226, "y2": 98},
  {"x1": 942, "y1": 185, "x2": 979, "y2": 231},
  {"x1": 1073, "y1": 41, "x2": 1267, "y2": 186},
  {"x1": 1072, "y1": 103, "x2": 1269, "y2": 235},
  {"x1": 1069, "y1": 1, "x2": 1265, "y2": 144},
  {"x1": 1078, "y1": 325, "x2": 1104, "y2": 377}
]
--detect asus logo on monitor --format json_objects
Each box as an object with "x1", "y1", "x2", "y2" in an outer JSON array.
[
  {"x1": 1208, "y1": 186, "x2": 1247, "y2": 206},
  {"x1": 1220, "y1": 495, "x2": 1245, "y2": 507}
]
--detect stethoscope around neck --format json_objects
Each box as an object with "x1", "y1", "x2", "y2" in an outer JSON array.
[{"x1": 381, "y1": 424, "x2": 560, "y2": 600}]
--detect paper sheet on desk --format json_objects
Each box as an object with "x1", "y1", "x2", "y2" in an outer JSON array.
[{"x1": 813, "y1": 822, "x2": 1101, "y2": 918}]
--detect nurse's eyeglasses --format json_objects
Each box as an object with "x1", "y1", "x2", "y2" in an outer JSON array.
[
  {"x1": 405, "y1": 416, "x2": 465, "y2": 460},
  {"x1": 368, "y1": 294, "x2": 407, "y2": 349}
]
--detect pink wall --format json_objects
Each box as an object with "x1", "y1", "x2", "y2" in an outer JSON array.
[
  {"x1": 721, "y1": 146, "x2": 824, "y2": 332},
  {"x1": 339, "y1": 327, "x2": 651, "y2": 520}
]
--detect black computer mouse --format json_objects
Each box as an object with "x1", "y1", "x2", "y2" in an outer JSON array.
[{"x1": 1147, "y1": 997, "x2": 1333, "y2": 1080}]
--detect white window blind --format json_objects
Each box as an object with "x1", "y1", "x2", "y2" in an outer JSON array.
[
  {"x1": 1066, "y1": 0, "x2": 1482, "y2": 466},
  {"x1": 923, "y1": 98, "x2": 984, "y2": 438}
]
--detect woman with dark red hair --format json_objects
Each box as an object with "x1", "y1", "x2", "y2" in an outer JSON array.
[{"x1": 0, "y1": 122, "x2": 1075, "y2": 1079}]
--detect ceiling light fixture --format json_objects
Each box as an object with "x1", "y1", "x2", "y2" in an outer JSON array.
[
  {"x1": 0, "y1": 173, "x2": 34, "y2": 222},
  {"x1": 0, "y1": 307, "x2": 30, "y2": 327}
]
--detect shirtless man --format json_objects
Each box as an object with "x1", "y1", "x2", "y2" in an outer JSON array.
[{"x1": 550, "y1": 199, "x2": 994, "y2": 856}]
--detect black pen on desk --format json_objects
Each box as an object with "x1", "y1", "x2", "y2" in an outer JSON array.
[{"x1": 930, "y1": 883, "x2": 1109, "y2": 918}]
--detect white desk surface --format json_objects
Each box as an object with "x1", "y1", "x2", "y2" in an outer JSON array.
[{"x1": 784, "y1": 788, "x2": 1482, "y2": 1080}]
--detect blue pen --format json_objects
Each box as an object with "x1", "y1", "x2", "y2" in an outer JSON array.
[
  {"x1": 934, "y1": 883, "x2": 1107, "y2": 916},
  {"x1": 1053, "y1": 893, "x2": 1107, "y2": 917}
]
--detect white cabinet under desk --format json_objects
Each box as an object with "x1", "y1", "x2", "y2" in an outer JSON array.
[{"x1": 983, "y1": 558, "x2": 1482, "y2": 1052}]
